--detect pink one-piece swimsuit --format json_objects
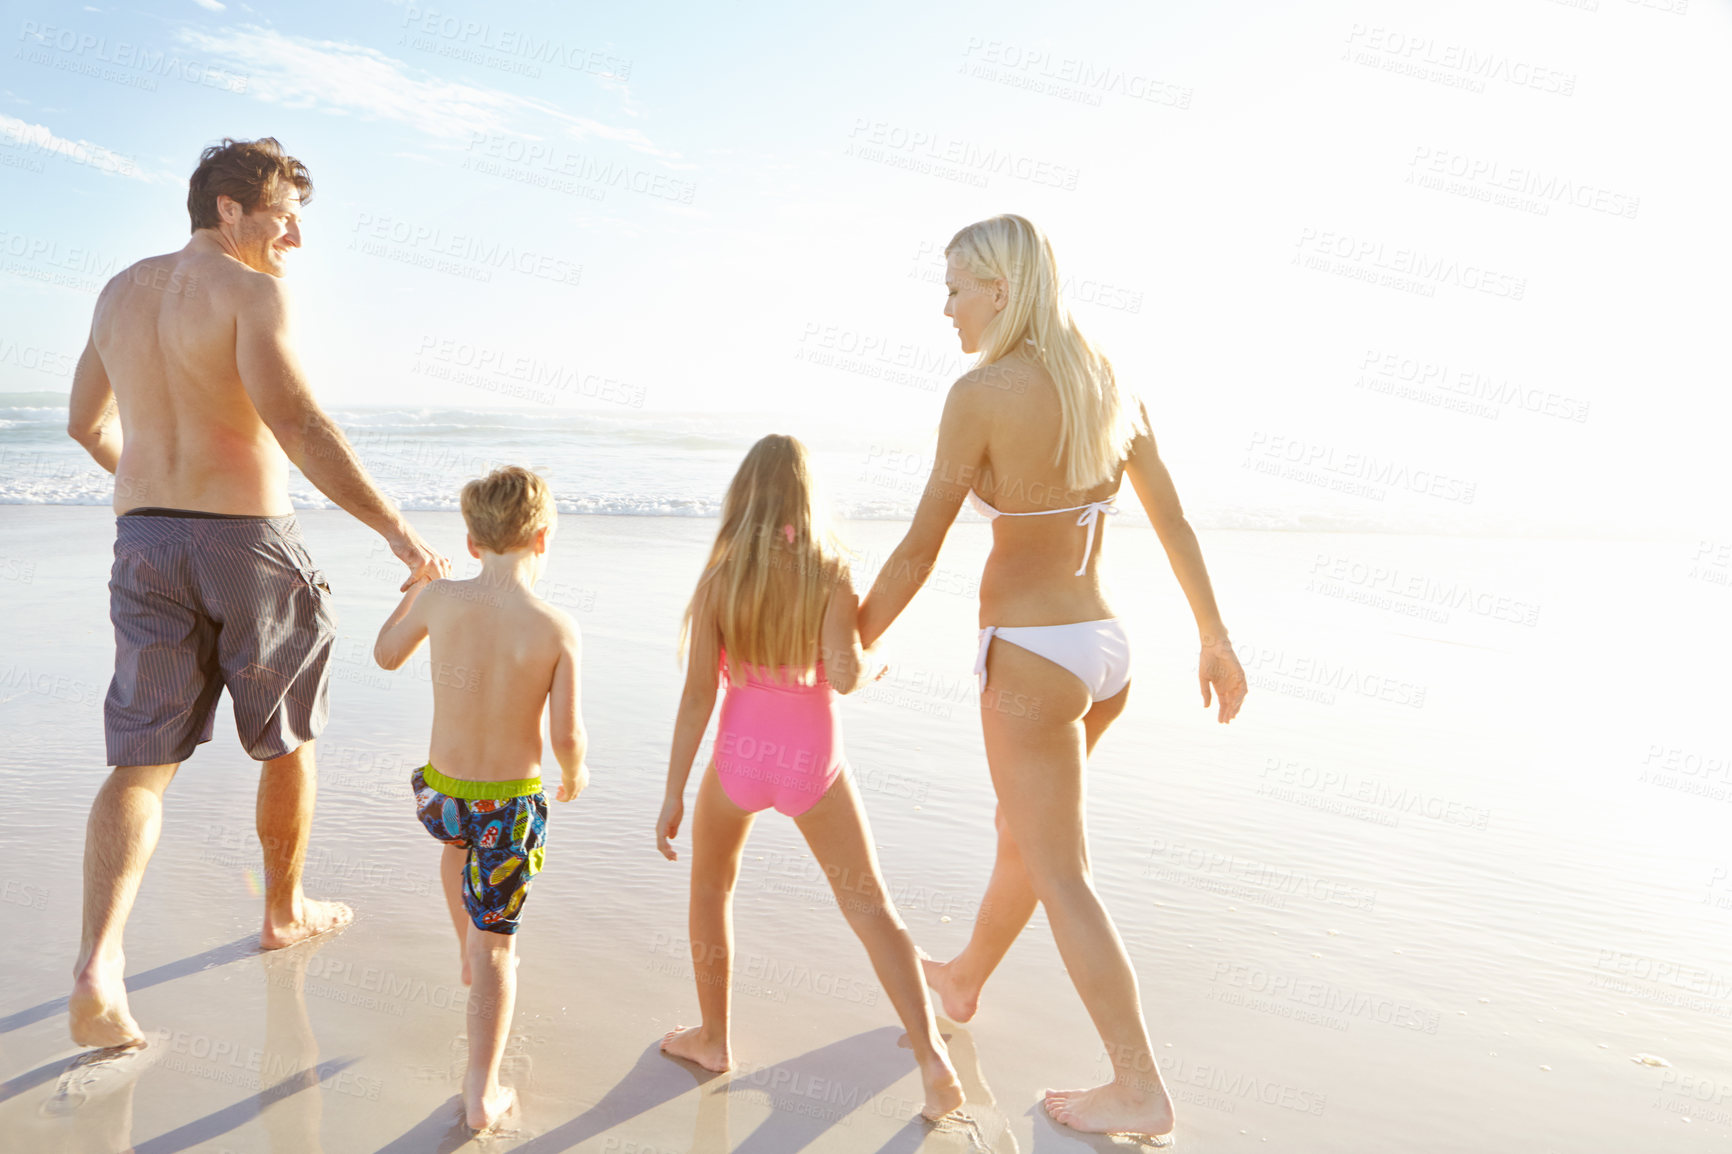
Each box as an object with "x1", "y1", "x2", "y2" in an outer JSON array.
[{"x1": 712, "y1": 650, "x2": 847, "y2": 817}]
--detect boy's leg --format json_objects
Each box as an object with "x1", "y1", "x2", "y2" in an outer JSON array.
[
  {"x1": 258, "y1": 740, "x2": 353, "y2": 948},
  {"x1": 463, "y1": 923, "x2": 518, "y2": 1131},
  {"x1": 661, "y1": 763, "x2": 754, "y2": 1073},
  {"x1": 793, "y1": 770, "x2": 963, "y2": 1119},
  {"x1": 70, "y1": 762, "x2": 180, "y2": 1049},
  {"x1": 442, "y1": 844, "x2": 472, "y2": 985}
]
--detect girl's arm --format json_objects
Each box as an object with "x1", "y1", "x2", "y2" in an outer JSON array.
[
  {"x1": 374, "y1": 578, "x2": 435, "y2": 670},
  {"x1": 819, "y1": 566, "x2": 871, "y2": 694},
  {"x1": 657, "y1": 580, "x2": 722, "y2": 859},
  {"x1": 857, "y1": 375, "x2": 991, "y2": 647},
  {"x1": 1121, "y1": 401, "x2": 1247, "y2": 723}
]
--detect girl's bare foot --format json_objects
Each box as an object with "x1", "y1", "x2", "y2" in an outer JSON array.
[
  {"x1": 464, "y1": 1081, "x2": 517, "y2": 1132},
  {"x1": 1043, "y1": 1081, "x2": 1175, "y2": 1143},
  {"x1": 659, "y1": 1025, "x2": 731, "y2": 1072},
  {"x1": 918, "y1": 953, "x2": 979, "y2": 1023},
  {"x1": 919, "y1": 1053, "x2": 966, "y2": 1120},
  {"x1": 261, "y1": 898, "x2": 354, "y2": 950}
]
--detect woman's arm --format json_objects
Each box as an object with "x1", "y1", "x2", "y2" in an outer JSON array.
[
  {"x1": 658, "y1": 580, "x2": 722, "y2": 859},
  {"x1": 1122, "y1": 401, "x2": 1247, "y2": 723},
  {"x1": 857, "y1": 377, "x2": 990, "y2": 647}
]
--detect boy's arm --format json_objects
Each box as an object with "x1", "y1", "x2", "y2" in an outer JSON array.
[
  {"x1": 658, "y1": 582, "x2": 721, "y2": 860},
  {"x1": 548, "y1": 617, "x2": 588, "y2": 801},
  {"x1": 374, "y1": 579, "x2": 434, "y2": 669}
]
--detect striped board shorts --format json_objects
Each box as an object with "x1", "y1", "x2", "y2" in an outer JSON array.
[{"x1": 104, "y1": 509, "x2": 337, "y2": 766}]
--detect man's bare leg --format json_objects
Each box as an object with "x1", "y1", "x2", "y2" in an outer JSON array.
[
  {"x1": 258, "y1": 741, "x2": 353, "y2": 948},
  {"x1": 71, "y1": 763, "x2": 179, "y2": 1049}
]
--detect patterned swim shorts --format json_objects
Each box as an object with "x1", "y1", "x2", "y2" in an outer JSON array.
[{"x1": 412, "y1": 764, "x2": 547, "y2": 935}]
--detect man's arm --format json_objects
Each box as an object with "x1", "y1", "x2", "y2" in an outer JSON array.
[
  {"x1": 235, "y1": 274, "x2": 444, "y2": 588},
  {"x1": 67, "y1": 332, "x2": 121, "y2": 473},
  {"x1": 547, "y1": 618, "x2": 588, "y2": 802}
]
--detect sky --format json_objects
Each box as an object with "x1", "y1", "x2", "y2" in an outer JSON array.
[{"x1": 1, "y1": 0, "x2": 1728, "y2": 537}]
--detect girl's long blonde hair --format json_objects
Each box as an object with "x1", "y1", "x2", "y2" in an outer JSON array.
[
  {"x1": 680, "y1": 434, "x2": 847, "y2": 685},
  {"x1": 946, "y1": 214, "x2": 1138, "y2": 491}
]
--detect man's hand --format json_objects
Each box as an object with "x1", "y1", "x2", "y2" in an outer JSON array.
[
  {"x1": 390, "y1": 525, "x2": 449, "y2": 591},
  {"x1": 656, "y1": 794, "x2": 684, "y2": 861},
  {"x1": 556, "y1": 763, "x2": 589, "y2": 803},
  {"x1": 1199, "y1": 637, "x2": 1248, "y2": 724}
]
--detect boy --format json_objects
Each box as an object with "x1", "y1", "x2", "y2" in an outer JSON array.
[{"x1": 374, "y1": 465, "x2": 587, "y2": 1131}]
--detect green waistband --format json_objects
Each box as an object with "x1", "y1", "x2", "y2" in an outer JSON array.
[{"x1": 421, "y1": 763, "x2": 542, "y2": 800}]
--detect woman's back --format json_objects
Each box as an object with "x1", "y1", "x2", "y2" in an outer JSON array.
[{"x1": 968, "y1": 353, "x2": 1125, "y2": 627}]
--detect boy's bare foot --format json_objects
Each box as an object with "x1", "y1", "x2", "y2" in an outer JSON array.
[
  {"x1": 463, "y1": 1080, "x2": 517, "y2": 1132},
  {"x1": 69, "y1": 952, "x2": 145, "y2": 1050},
  {"x1": 659, "y1": 1025, "x2": 731, "y2": 1072},
  {"x1": 261, "y1": 898, "x2": 354, "y2": 950},
  {"x1": 1043, "y1": 1082, "x2": 1175, "y2": 1143},
  {"x1": 918, "y1": 953, "x2": 979, "y2": 1024},
  {"x1": 920, "y1": 1054, "x2": 966, "y2": 1120}
]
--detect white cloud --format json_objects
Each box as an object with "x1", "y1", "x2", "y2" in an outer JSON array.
[
  {"x1": 175, "y1": 26, "x2": 680, "y2": 159},
  {"x1": 191, "y1": 0, "x2": 227, "y2": 11},
  {"x1": 0, "y1": 113, "x2": 159, "y2": 181}
]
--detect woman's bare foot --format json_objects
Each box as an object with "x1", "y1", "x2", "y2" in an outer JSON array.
[
  {"x1": 68, "y1": 953, "x2": 145, "y2": 1050},
  {"x1": 659, "y1": 1025, "x2": 731, "y2": 1072},
  {"x1": 1043, "y1": 1081, "x2": 1175, "y2": 1142},
  {"x1": 918, "y1": 953, "x2": 979, "y2": 1024},
  {"x1": 919, "y1": 1053, "x2": 966, "y2": 1120},
  {"x1": 463, "y1": 1080, "x2": 517, "y2": 1132},
  {"x1": 261, "y1": 898, "x2": 354, "y2": 950}
]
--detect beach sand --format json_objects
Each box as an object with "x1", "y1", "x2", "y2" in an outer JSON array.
[{"x1": 0, "y1": 506, "x2": 1727, "y2": 1152}]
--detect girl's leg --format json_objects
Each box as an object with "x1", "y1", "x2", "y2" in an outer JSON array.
[
  {"x1": 441, "y1": 844, "x2": 472, "y2": 985},
  {"x1": 977, "y1": 642, "x2": 1172, "y2": 1138},
  {"x1": 925, "y1": 685, "x2": 1130, "y2": 1022},
  {"x1": 793, "y1": 770, "x2": 964, "y2": 1120},
  {"x1": 661, "y1": 762, "x2": 755, "y2": 1073}
]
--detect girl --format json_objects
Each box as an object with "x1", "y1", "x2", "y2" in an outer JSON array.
[{"x1": 654, "y1": 433, "x2": 964, "y2": 1121}]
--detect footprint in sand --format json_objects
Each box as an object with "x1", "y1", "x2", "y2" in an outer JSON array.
[{"x1": 40, "y1": 1028, "x2": 170, "y2": 1117}]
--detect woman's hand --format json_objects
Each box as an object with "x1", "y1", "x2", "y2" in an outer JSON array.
[
  {"x1": 1199, "y1": 636, "x2": 1247, "y2": 724},
  {"x1": 656, "y1": 794, "x2": 685, "y2": 861}
]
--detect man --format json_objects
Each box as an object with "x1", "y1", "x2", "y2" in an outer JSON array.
[{"x1": 65, "y1": 137, "x2": 447, "y2": 1049}]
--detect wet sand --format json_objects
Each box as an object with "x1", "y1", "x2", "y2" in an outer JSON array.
[{"x1": 0, "y1": 506, "x2": 1727, "y2": 1152}]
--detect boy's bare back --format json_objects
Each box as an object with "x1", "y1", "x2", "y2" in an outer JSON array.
[{"x1": 416, "y1": 578, "x2": 580, "y2": 783}]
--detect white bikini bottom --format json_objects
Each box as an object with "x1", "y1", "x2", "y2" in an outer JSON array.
[{"x1": 974, "y1": 618, "x2": 1132, "y2": 702}]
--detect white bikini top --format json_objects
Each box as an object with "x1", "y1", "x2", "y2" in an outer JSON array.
[{"x1": 967, "y1": 490, "x2": 1119, "y2": 577}]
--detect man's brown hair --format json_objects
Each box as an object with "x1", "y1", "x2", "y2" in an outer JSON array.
[
  {"x1": 187, "y1": 137, "x2": 314, "y2": 233},
  {"x1": 461, "y1": 466, "x2": 557, "y2": 554}
]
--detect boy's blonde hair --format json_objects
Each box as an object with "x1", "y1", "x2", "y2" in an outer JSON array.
[
  {"x1": 461, "y1": 466, "x2": 556, "y2": 553},
  {"x1": 680, "y1": 434, "x2": 847, "y2": 685}
]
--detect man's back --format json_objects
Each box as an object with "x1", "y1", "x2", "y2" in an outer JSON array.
[{"x1": 94, "y1": 248, "x2": 291, "y2": 516}]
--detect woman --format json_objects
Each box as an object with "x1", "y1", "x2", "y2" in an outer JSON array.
[{"x1": 858, "y1": 214, "x2": 1248, "y2": 1142}]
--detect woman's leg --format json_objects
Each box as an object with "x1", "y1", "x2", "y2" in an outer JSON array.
[
  {"x1": 661, "y1": 762, "x2": 755, "y2": 1073},
  {"x1": 792, "y1": 770, "x2": 964, "y2": 1120},
  {"x1": 924, "y1": 681, "x2": 1130, "y2": 1022},
  {"x1": 976, "y1": 641, "x2": 1172, "y2": 1137}
]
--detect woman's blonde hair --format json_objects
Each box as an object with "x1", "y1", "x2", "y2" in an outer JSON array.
[
  {"x1": 946, "y1": 214, "x2": 1138, "y2": 491},
  {"x1": 680, "y1": 434, "x2": 848, "y2": 685}
]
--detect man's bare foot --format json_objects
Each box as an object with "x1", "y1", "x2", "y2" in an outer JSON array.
[
  {"x1": 1043, "y1": 1081, "x2": 1175, "y2": 1142},
  {"x1": 463, "y1": 1080, "x2": 517, "y2": 1132},
  {"x1": 261, "y1": 898, "x2": 354, "y2": 950},
  {"x1": 659, "y1": 1025, "x2": 731, "y2": 1072},
  {"x1": 918, "y1": 952, "x2": 979, "y2": 1023},
  {"x1": 919, "y1": 1053, "x2": 966, "y2": 1120},
  {"x1": 69, "y1": 955, "x2": 145, "y2": 1050}
]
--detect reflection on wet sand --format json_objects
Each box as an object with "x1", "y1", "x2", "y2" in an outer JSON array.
[{"x1": 261, "y1": 938, "x2": 327, "y2": 1153}]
